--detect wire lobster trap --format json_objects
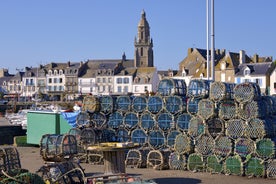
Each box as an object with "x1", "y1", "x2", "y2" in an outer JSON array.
[
  {"x1": 188, "y1": 116, "x2": 205, "y2": 138},
  {"x1": 147, "y1": 149, "x2": 170, "y2": 170},
  {"x1": 187, "y1": 97, "x2": 201, "y2": 116},
  {"x1": 218, "y1": 100, "x2": 236, "y2": 120},
  {"x1": 125, "y1": 148, "x2": 150, "y2": 169},
  {"x1": 206, "y1": 155, "x2": 223, "y2": 174},
  {"x1": 244, "y1": 118, "x2": 274, "y2": 139},
  {"x1": 115, "y1": 95, "x2": 132, "y2": 112},
  {"x1": 206, "y1": 118, "x2": 225, "y2": 138},
  {"x1": 209, "y1": 81, "x2": 235, "y2": 102},
  {"x1": 167, "y1": 130, "x2": 181, "y2": 149},
  {"x1": 0, "y1": 147, "x2": 21, "y2": 172},
  {"x1": 90, "y1": 112, "x2": 107, "y2": 128},
  {"x1": 195, "y1": 134, "x2": 214, "y2": 156},
  {"x1": 100, "y1": 95, "x2": 114, "y2": 114},
  {"x1": 187, "y1": 153, "x2": 204, "y2": 172},
  {"x1": 234, "y1": 137, "x2": 255, "y2": 158},
  {"x1": 76, "y1": 111, "x2": 90, "y2": 128},
  {"x1": 107, "y1": 111, "x2": 124, "y2": 129},
  {"x1": 197, "y1": 99, "x2": 215, "y2": 121},
  {"x1": 224, "y1": 155, "x2": 243, "y2": 176},
  {"x1": 116, "y1": 128, "x2": 130, "y2": 142},
  {"x1": 213, "y1": 135, "x2": 233, "y2": 157},
  {"x1": 225, "y1": 119, "x2": 245, "y2": 139},
  {"x1": 132, "y1": 96, "x2": 148, "y2": 113},
  {"x1": 124, "y1": 112, "x2": 139, "y2": 130},
  {"x1": 148, "y1": 129, "x2": 166, "y2": 149},
  {"x1": 131, "y1": 128, "x2": 148, "y2": 146},
  {"x1": 82, "y1": 95, "x2": 101, "y2": 113},
  {"x1": 266, "y1": 159, "x2": 276, "y2": 179},
  {"x1": 157, "y1": 78, "x2": 187, "y2": 97},
  {"x1": 186, "y1": 79, "x2": 211, "y2": 99},
  {"x1": 147, "y1": 95, "x2": 164, "y2": 114},
  {"x1": 40, "y1": 134, "x2": 78, "y2": 162},
  {"x1": 255, "y1": 138, "x2": 275, "y2": 159},
  {"x1": 157, "y1": 112, "x2": 174, "y2": 131},
  {"x1": 233, "y1": 82, "x2": 261, "y2": 104},
  {"x1": 176, "y1": 113, "x2": 192, "y2": 132},
  {"x1": 237, "y1": 100, "x2": 267, "y2": 120},
  {"x1": 174, "y1": 133, "x2": 193, "y2": 155},
  {"x1": 169, "y1": 152, "x2": 186, "y2": 170},
  {"x1": 244, "y1": 157, "x2": 265, "y2": 177},
  {"x1": 139, "y1": 111, "x2": 156, "y2": 132},
  {"x1": 164, "y1": 95, "x2": 186, "y2": 114}
]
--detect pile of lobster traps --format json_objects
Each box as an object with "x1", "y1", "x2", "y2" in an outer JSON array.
[
  {"x1": 0, "y1": 146, "x2": 44, "y2": 183},
  {"x1": 69, "y1": 79, "x2": 276, "y2": 180}
]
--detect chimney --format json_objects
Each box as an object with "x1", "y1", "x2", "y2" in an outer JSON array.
[
  {"x1": 80, "y1": 61, "x2": 83, "y2": 67},
  {"x1": 253, "y1": 54, "x2": 259, "y2": 63},
  {"x1": 239, "y1": 50, "x2": 245, "y2": 64},
  {"x1": 67, "y1": 61, "x2": 71, "y2": 67},
  {"x1": 188, "y1": 48, "x2": 193, "y2": 55}
]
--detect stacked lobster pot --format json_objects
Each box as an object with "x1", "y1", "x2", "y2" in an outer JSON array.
[{"x1": 71, "y1": 79, "x2": 276, "y2": 179}]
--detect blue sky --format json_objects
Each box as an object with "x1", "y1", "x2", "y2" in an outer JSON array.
[{"x1": 0, "y1": 0, "x2": 275, "y2": 74}]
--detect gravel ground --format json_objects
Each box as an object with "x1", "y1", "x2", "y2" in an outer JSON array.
[{"x1": 5, "y1": 146, "x2": 274, "y2": 184}]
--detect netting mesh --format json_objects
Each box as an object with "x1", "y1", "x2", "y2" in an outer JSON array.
[
  {"x1": 233, "y1": 82, "x2": 261, "y2": 104},
  {"x1": 244, "y1": 157, "x2": 265, "y2": 177},
  {"x1": 107, "y1": 111, "x2": 124, "y2": 128},
  {"x1": 266, "y1": 159, "x2": 276, "y2": 179},
  {"x1": 176, "y1": 113, "x2": 191, "y2": 132},
  {"x1": 147, "y1": 150, "x2": 170, "y2": 170},
  {"x1": 237, "y1": 100, "x2": 266, "y2": 120},
  {"x1": 187, "y1": 98, "x2": 201, "y2": 115},
  {"x1": 157, "y1": 112, "x2": 173, "y2": 130},
  {"x1": 174, "y1": 133, "x2": 192, "y2": 154},
  {"x1": 206, "y1": 118, "x2": 225, "y2": 138},
  {"x1": 132, "y1": 96, "x2": 147, "y2": 113},
  {"x1": 213, "y1": 135, "x2": 233, "y2": 157},
  {"x1": 234, "y1": 138, "x2": 255, "y2": 158},
  {"x1": 188, "y1": 116, "x2": 205, "y2": 138},
  {"x1": 187, "y1": 79, "x2": 210, "y2": 99},
  {"x1": 187, "y1": 153, "x2": 204, "y2": 172},
  {"x1": 206, "y1": 155, "x2": 223, "y2": 173},
  {"x1": 167, "y1": 130, "x2": 181, "y2": 149},
  {"x1": 100, "y1": 95, "x2": 114, "y2": 114},
  {"x1": 116, "y1": 95, "x2": 131, "y2": 112},
  {"x1": 124, "y1": 112, "x2": 139, "y2": 130},
  {"x1": 147, "y1": 96, "x2": 163, "y2": 113},
  {"x1": 225, "y1": 119, "x2": 245, "y2": 139},
  {"x1": 255, "y1": 138, "x2": 275, "y2": 159},
  {"x1": 244, "y1": 118, "x2": 272, "y2": 139},
  {"x1": 82, "y1": 95, "x2": 101, "y2": 113},
  {"x1": 165, "y1": 95, "x2": 186, "y2": 114},
  {"x1": 90, "y1": 112, "x2": 106, "y2": 128},
  {"x1": 195, "y1": 134, "x2": 214, "y2": 155},
  {"x1": 218, "y1": 100, "x2": 236, "y2": 120},
  {"x1": 197, "y1": 99, "x2": 215, "y2": 120},
  {"x1": 169, "y1": 152, "x2": 186, "y2": 170},
  {"x1": 116, "y1": 128, "x2": 130, "y2": 142},
  {"x1": 148, "y1": 130, "x2": 165, "y2": 149},
  {"x1": 157, "y1": 78, "x2": 187, "y2": 97},
  {"x1": 131, "y1": 129, "x2": 148, "y2": 145},
  {"x1": 140, "y1": 112, "x2": 156, "y2": 131},
  {"x1": 224, "y1": 155, "x2": 243, "y2": 176},
  {"x1": 210, "y1": 81, "x2": 235, "y2": 102}
]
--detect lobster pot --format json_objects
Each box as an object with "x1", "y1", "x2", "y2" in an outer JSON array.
[
  {"x1": 174, "y1": 133, "x2": 192, "y2": 154},
  {"x1": 40, "y1": 134, "x2": 78, "y2": 162},
  {"x1": 116, "y1": 128, "x2": 130, "y2": 142},
  {"x1": 269, "y1": 96, "x2": 276, "y2": 115},
  {"x1": 245, "y1": 157, "x2": 265, "y2": 177},
  {"x1": 255, "y1": 138, "x2": 275, "y2": 159},
  {"x1": 213, "y1": 135, "x2": 233, "y2": 157},
  {"x1": 187, "y1": 97, "x2": 201, "y2": 116},
  {"x1": 206, "y1": 118, "x2": 225, "y2": 138},
  {"x1": 209, "y1": 81, "x2": 235, "y2": 102},
  {"x1": 164, "y1": 95, "x2": 186, "y2": 114},
  {"x1": 101, "y1": 128, "x2": 116, "y2": 142},
  {"x1": 107, "y1": 111, "x2": 124, "y2": 129},
  {"x1": 266, "y1": 159, "x2": 276, "y2": 179},
  {"x1": 169, "y1": 152, "x2": 186, "y2": 170},
  {"x1": 82, "y1": 95, "x2": 101, "y2": 113},
  {"x1": 148, "y1": 130, "x2": 166, "y2": 149},
  {"x1": 37, "y1": 161, "x2": 84, "y2": 184},
  {"x1": 125, "y1": 148, "x2": 149, "y2": 168},
  {"x1": 157, "y1": 112, "x2": 174, "y2": 131},
  {"x1": 0, "y1": 170, "x2": 44, "y2": 184},
  {"x1": 218, "y1": 100, "x2": 236, "y2": 120},
  {"x1": 147, "y1": 149, "x2": 170, "y2": 170},
  {"x1": 237, "y1": 100, "x2": 267, "y2": 120},
  {"x1": 187, "y1": 79, "x2": 211, "y2": 98},
  {"x1": 187, "y1": 153, "x2": 204, "y2": 172},
  {"x1": 76, "y1": 111, "x2": 90, "y2": 127},
  {"x1": 224, "y1": 155, "x2": 243, "y2": 176},
  {"x1": 147, "y1": 96, "x2": 164, "y2": 114},
  {"x1": 115, "y1": 95, "x2": 131, "y2": 112},
  {"x1": 140, "y1": 112, "x2": 156, "y2": 131},
  {"x1": 68, "y1": 128, "x2": 84, "y2": 153},
  {"x1": 100, "y1": 95, "x2": 114, "y2": 114},
  {"x1": 132, "y1": 96, "x2": 148, "y2": 113},
  {"x1": 81, "y1": 128, "x2": 104, "y2": 146},
  {"x1": 197, "y1": 99, "x2": 215, "y2": 120},
  {"x1": 245, "y1": 118, "x2": 274, "y2": 139},
  {"x1": 167, "y1": 130, "x2": 181, "y2": 149},
  {"x1": 124, "y1": 112, "x2": 139, "y2": 130},
  {"x1": 157, "y1": 78, "x2": 187, "y2": 96},
  {"x1": 206, "y1": 155, "x2": 223, "y2": 174},
  {"x1": 176, "y1": 113, "x2": 192, "y2": 132},
  {"x1": 233, "y1": 82, "x2": 261, "y2": 104},
  {"x1": 90, "y1": 112, "x2": 107, "y2": 128},
  {"x1": 131, "y1": 129, "x2": 148, "y2": 145},
  {"x1": 195, "y1": 134, "x2": 214, "y2": 156},
  {"x1": 225, "y1": 119, "x2": 245, "y2": 139},
  {"x1": 234, "y1": 138, "x2": 255, "y2": 158},
  {"x1": 0, "y1": 147, "x2": 21, "y2": 171},
  {"x1": 188, "y1": 116, "x2": 205, "y2": 138}
]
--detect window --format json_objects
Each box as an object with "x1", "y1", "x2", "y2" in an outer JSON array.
[
  {"x1": 123, "y1": 86, "x2": 128, "y2": 93},
  {"x1": 244, "y1": 69, "x2": 250, "y2": 75},
  {"x1": 141, "y1": 48, "x2": 143, "y2": 56},
  {"x1": 97, "y1": 78, "x2": 101, "y2": 83},
  {"x1": 54, "y1": 78, "x2": 57, "y2": 83},
  {"x1": 103, "y1": 78, "x2": 106, "y2": 83},
  {"x1": 118, "y1": 86, "x2": 122, "y2": 92},
  {"x1": 48, "y1": 78, "x2": 52, "y2": 83},
  {"x1": 123, "y1": 78, "x2": 129, "y2": 84},
  {"x1": 59, "y1": 78, "x2": 62, "y2": 83},
  {"x1": 108, "y1": 78, "x2": 112, "y2": 83},
  {"x1": 54, "y1": 70, "x2": 58, "y2": 75},
  {"x1": 144, "y1": 86, "x2": 148, "y2": 92},
  {"x1": 117, "y1": 78, "x2": 122, "y2": 84},
  {"x1": 256, "y1": 79, "x2": 262, "y2": 86},
  {"x1": 59, "y1": 70, "x2": 63, "y2": 75},
  {"x1": 135, "y1": 86, "x2": 139, "y2": 92}
]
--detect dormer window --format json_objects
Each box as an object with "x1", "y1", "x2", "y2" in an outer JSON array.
[
  {"x1": 134, "y1": 77, "x2": 139, "y2": 83},
  {"x1": 59, "y1": 70, "x2": 63, "y2": 75},
  {"x1": 244, "y1": 68, "x2": 250, "y2": 76},
  {"x1": 220, "y1": 61, "x2": 226, "y2": 70},
  {"x1": 48, "y1": 70, "x2": 52, "y2": 75},
  {"x1": 54, "y1": 70, "x2": 58, "y2": 75},
  {"x1": 200, "y1": 73, "x2": 204, "y2": 79}
]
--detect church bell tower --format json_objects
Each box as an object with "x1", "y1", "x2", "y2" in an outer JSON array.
[{"x1": 134, "y1": 10, "x2": 154, "y2": 67}]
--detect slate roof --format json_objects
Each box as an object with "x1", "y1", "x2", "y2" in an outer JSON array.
[{"x1": 235, "y1": 62, "x2": 275, "y2": 76}]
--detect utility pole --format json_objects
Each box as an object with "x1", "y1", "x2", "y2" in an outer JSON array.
[{"x1": 211, "y1": 0, "x2": 215, "y2": 81}]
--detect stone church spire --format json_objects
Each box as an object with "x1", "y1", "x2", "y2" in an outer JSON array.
[{"x1": 134, "y1": 10, "x2": 154, "y2": 67}]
